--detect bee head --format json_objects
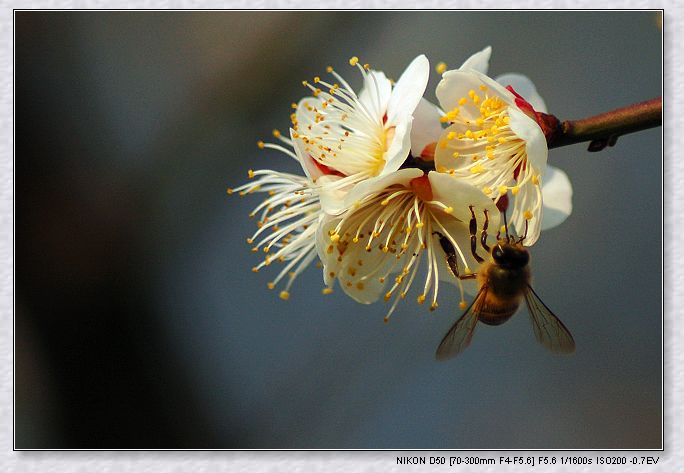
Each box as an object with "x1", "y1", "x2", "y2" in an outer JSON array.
[{"x1": 492, "y1": 242, "x2": 529, "y2": 269}]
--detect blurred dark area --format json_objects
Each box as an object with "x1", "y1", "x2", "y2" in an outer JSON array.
[{"x1": 15, "y1": 11, "x2": 662, "y2": 449}]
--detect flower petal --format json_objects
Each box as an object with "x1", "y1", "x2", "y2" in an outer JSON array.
[
  {"x1": 428, "y1": 171, "x2": 501, "y2": 229},
  {"x1": 507, "y1": 107, "x2": 548, "y2": 172},
  {"x1": 386, "y1": 54, "x2": 430, "y2": 126},
  {"x1": 459, "y1": 46, "x2": 492, "y2": 74},
  {"x1": 358, "y1": 69, "x2": 392, "y2": 119},
  {"x1": 317, "y1": 174, "x2": 348, "y2": 215},
  {"x1": 381, "y1": 116, "x2": 413, "y2": 176},
  {"x1": 344, "y1": 167, "x2": 424, "y2": 208},
  {"x1": 540, "y1": 165, "x2": 573, "y2": 231},
  {"x1": 291, "y1": 128, "x2": 324, "y2": 181},
  {"x1": 410, "y1": 98, "x2": 444, "y2": 158},
  {"x1": 495, "y1": 72, "x2": 547, "y2": 113},
  {"x1": 436, "y1": 69, "x2": 515, "y2": 120}
]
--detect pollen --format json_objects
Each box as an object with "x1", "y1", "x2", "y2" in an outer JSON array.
[
  {"x1": 415, "y1": 222, "x2": 425, "y2": 229},
  {"x1": 435, "y1": 62, "x2": 448, "y2": 74},
  {"x1": 459, "y1": 300, "x2": 467, "y2": 310},
  {"x1": 417, "y1": 294, "x2": 426, "y2": 305},
  {"x1": 267, "y1": 282, "x2": 275, "y2": 290},
  {"x1": 470, "y1": 165, "x2": 485, "y2": 174},
  {"x1": 251, "y1": 267, "x2": 259, "y2": 273},
  {"x1": 330, "y1": 233, "x2": 340, "y2": 243},
  {"x1": 356, "y1": 282, "x2": 365, "y2": 290},
  {"x1": 483, "y1": 186, "x2": 493, "y2": 195},
  {"x1": 443, "y1": 206, "x2": 453, "y2": 214},
  {"x1": 452, "y1": 151, "x2": 459, "y2": 158},
  {"x1": 458, "y1": 97, "x2": 468, "y2": 106},
  {"x1": 429, "y1": 302, "x2": 438, "y2": 312},
  {"x1": 349, "y1": 56, "x2": 359, "y2": 66},
  {"x1": 479, "y1": 84, "x2": 488, "y2": 91},
  {"x1": 384, "y1": 291, "x2": 392, "y2": 302},
  {"x1": 226, "y1": 188, "x2": 233, "y2": 195},
  {"x1": 524, "y1": 210, "x2": 534, "y2": 220},
  {"x1": 322, "y1": 287, "x2": 333, "y2": 295},
  {"x1": 248, "y1": 169, "x2": 254, "y2": 178},
  {"x1": 532, "y1": 174, "x2": 541, "y2": 185},
  {"x1": 257, "y1": 141, "x2": 265, "y2": 149},
  {"x1": 279, "y1": 291, "x2": 290, "y2": 301},
  {"x1": 498, "y1": 186, "x2": 508, "y2": 195},
  {"x1": 326, "y1": 65, "x2": 333, "y2": 73},
  {"x1": 511, "y1": 186, "x2": 520, "y2": 195}
]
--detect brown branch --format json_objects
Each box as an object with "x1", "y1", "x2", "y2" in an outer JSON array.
[{"x1": 540, "y1": 97, "x2": 662, "y2": 152}]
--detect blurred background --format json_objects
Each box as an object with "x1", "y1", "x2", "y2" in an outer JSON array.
[{"x1": 15, "y1": 11, "x2": 662, "y2": 449}]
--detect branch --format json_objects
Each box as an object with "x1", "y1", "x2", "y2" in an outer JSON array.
[{"x1": 540, "y1": 97, "x2": 662, "y2": 152}]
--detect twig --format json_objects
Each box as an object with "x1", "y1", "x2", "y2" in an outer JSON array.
[{"x1": 540, "y1": 97, "x2": 662, "y2": 152}]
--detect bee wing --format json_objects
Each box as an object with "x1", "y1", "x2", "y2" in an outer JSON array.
[
  {"x1": 435, "y1": 286, "x2": 488, "y2": 361},
  {"x1": 524, "y1": 284, "x2": 575, "y2": 354}
]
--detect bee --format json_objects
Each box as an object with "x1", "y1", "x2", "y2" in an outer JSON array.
[{"x1": 434, "y1": 207, "x2": 575, "y2": 360}]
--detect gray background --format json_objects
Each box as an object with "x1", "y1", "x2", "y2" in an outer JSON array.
[{"x1": 15, "y1": 11, "x2": 662, "y2": 449}]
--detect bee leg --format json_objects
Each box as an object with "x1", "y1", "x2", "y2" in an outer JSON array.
[
  {"x1": 480, "y1": 209, "x2": 491, "y2": 253},
  {"x1": 517, "y1": 219, "x2": 529, "y2": 244},
  {"x1": 433, "y1": 231, "x2": 477, "y2": 280},
  {"x1": 469, "y1": 206, "x2": 485, "y2": 264}
]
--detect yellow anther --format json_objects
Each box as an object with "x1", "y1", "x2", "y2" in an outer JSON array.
[
  {"x1": 257, "y1": 141, "x2": 265, "y2": 149},
  {"x1": 511, "y1": 186, "x2": 520, "y2": 195},
  {"x1": 429, "y1": 302, "x2": 438, "y2": 312},
  {"x1": 251, "y1": 267, "x2": 259, "y2": 273},
  {"x1": 349, "y1": 56, "x2": 359, "y2": 66},
  {"x1": 384, "y1": 291, "x2": 392, "y2": 302},
  {"x1": 500, "y1": 225, "x2": 507, "y2": 234},
  {"x1": 291, "y1": 102, "x2": 298, "y2": 109},
  {"x1": 381, "y1": 199, "x2": 390, "y2": 206},
  {"x1": 470, "y1": 165, "x2": 485, "y2": 174},
  {"x1": 415, "y1": 222, "x2": 425, "y2": 229},
  {"x1": 452, "y1": 151, "x2": 460, "y2": 158},
  {"x1": 226, "y1": 188, "x2": 233, "y2": 195},
  {"x1": 313, "y1": 76, "x2": 320, "y2": 83},
  {"x1": 499, "y1": 186, "x2": 508, "y2": 195},
  {"x1": 490, "y1": 125, "x2": 499, "y2": 134},
  {"x1": 326, "y1": 65, "x2": 333, "y2": 73},
  {"x1": 447, "y1": 131, "x2": 457, "y2": 140},
  {"x1": 486, "y1": 150, "x2": 495, "y2": 160},
  {"x1": 263, "y1": 246, "x2": 270, "y2": 253},
  {"x1": 458, "y1": 97, "x2": 468, "y2": 106},
  {"x1": 468, "y1": 89, "x2": 476, "y2": 97},
  {"x1": 498, "y1": 137, "x2": 507, "y2": 144},
  {"x1": 439, "y1": 140, "x2": 447, "y2": 149},
  {"x1": 443, "y1": 206, "x2": 453, "y2": 214},
  {"x1": 267, "y1": 282, "x2": 275, "y2": 290},
  {"x1": 465, "y1": 130, "x2": 474, "y2": 139},
  {"x1": 246, "y1": 238, "x2": 253, "y2": 244},
  {"x1": 437, "y1": 165, "x2": 448, "y2": 173},
  {"x1": 532, "y1": 175, "x2": 541, "y2": 185},
  {"x1": 322, "y1": 287, "x2": 334, "y2": 295},
  {"x1": 472, "y1": 94, "x2": 481, "y2": 104},
  {"x1": 417, "y1": 294, "x2": 426, "y2": 305},
  {"x1": 330, "y1": 233, "x2": 340, "y2": 243},
  {"x1": 483, "y1": 186, "x2": 493, "y2": 195},
  {"x1": 479, "y1": 84, "x2": 488, "y2": 91},
  {"x1": 248, "y1": 169, "x2": 254, "y2": 178},
  {"x1": 503, "y1": 116, "x2": 510, "y2": 125},
  {"x1": 301, "y1": 80, "x2": 308, "y2": 86},
  {"x1": 363, "y1": 63, "x2": 370, "y2": 70},
  {"x1": 459, "y1": 301, "x2": 467, "y2": 310},
  {"x1": 279, "y1": 291, "x2": 290, "y2": 300},
  {"x1": 524, "y1": 210, "x2": 534, "y2": 220},
  {"x1": 436, "y1": 62, "x2": 448, "y2": 74},
  {"x1": 352, "y1": 236, "x2": 360, "y2": 243},
  {"x1": 464, "y1": 266, "x2": 472, "y2": 275}
]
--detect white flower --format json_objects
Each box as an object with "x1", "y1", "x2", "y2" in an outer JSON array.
[
  {"x1": 433, "y1": 47, "x2": 572, "y2": 245},
  {"x1": 292, "y1": 55, "x2": 430, "y2": 214},
  {"x1": 316, "y1": 168, "x2": 500, "y2": 320},
  {"x1": 229, "y1": 131, "x2": 324, "y2": 300}
]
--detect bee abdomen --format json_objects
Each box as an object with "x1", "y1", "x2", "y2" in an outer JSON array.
[{"x1": 478, "y1": 301, "x2": 518, "y2": 326}]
